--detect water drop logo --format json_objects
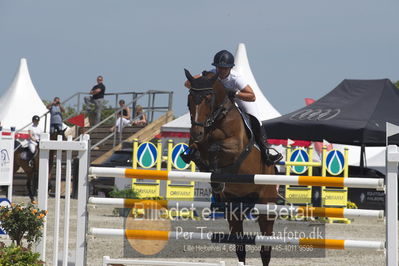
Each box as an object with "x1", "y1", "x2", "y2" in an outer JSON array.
[
  {"x1": 137, "y1": 142, "x2": 158, "y2": 168},
  {"x1": 172, "y1": 143, "x2": 190, "y2": 170},
  {"x1": 0, "y1": 198, "x2": 11, "y2": 235},
  {"x1": 290, "y1": 149, "x2": 309, "y2": 174},
  {"x1": 326, "y1": 150, "x2": 344, "y2": 175}
]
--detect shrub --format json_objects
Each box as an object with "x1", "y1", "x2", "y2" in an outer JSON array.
[
  {"x1": 0, "y1": 203, "x2": 46, "y2": 248},
  {"x1": 108, "y1": 187, "x2": 140, "y2": 199},
  {"x1": 0, "y1": 242, "x2": 43, "y2": 265}
]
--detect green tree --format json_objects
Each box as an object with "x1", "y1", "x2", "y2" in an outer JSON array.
[{"x1": 394, "y1": 80, "x2": 399, "y2": 89}]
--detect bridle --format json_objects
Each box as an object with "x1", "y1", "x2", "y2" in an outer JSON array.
[{"x1": 188, "y1": 88, "x2": 231, "y2": 129}]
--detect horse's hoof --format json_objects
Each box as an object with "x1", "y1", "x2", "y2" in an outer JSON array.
[
  {"x1": 31, "y1": 200, "x2": 37, "y2": 204},
  {"x1": 211, "y1": 182, "x2": 225, "y2": 193}
]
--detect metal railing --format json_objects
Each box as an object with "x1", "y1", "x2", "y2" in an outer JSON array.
[
  {"x1": 17, "y1": 90, "x2": 173, "y2": 145},
  {"x1": 66, "y1": 90, "x2": 173, "y2": 149},
  {"x1": 62, "y1": 90, "x2": 173, "y2": 125}
]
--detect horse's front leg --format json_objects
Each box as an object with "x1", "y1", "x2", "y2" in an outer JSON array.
[
  {"x1": 258, "y1": 214, "x2": 275, "y2": 266},
  {"x1": 228, "y1": 215, "x2": 246, "y2": 264}
]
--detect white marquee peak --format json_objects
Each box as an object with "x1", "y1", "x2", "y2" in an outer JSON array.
[
  {"x1": 233, "y1": 43, "x2": 280, "y2": 121},
  {"x1": 162, "y1": 43, "x2": 281, "y2": 132},
  {"x1": 0, "y1": 58, "x2": 49, "y2": 131}
]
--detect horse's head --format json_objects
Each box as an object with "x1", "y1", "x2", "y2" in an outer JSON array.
[
  {"x1": 185, "y1": 69, "x2": 227, "y2": 143},
  {"x1": 50, "y1": 128, "x2": 67, "y2": 141}
]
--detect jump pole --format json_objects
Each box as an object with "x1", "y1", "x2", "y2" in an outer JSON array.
[
  {"x1": 89, "y1": 228, "x2": 385, "y2": 251},
  {"x1": 102, "y1": 256, "x2": 227, "y2": 266},
  {"x1": 89, "y1": 167, "x2": 385, "y2": 189},
  {"x1": 88, "y1": 197, "x2": 384, "y2": 220}
]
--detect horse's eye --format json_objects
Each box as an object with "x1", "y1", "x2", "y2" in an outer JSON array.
[{"x1": 205, "y1": 97, "x2": 211, "y2": 103}]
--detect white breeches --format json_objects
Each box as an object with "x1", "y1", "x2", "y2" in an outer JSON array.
[
  {"x1": 28, "y1": 141, "x2": 38, "y2": 154},
  {"x1": 115, "y1": 117, "x2": 131, "y2": 132}
]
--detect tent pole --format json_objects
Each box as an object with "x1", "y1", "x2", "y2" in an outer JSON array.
[{"x1": 360, "y1": 144, "x2": 365, "y2": 174}]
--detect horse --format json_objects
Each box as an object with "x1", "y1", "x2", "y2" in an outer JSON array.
[
  {"x1": 13, "y1": 129, "x2": 66, "y2": 203},
  {"x1": 184, "y1": 69, "x2": 278, "y2": 266}
]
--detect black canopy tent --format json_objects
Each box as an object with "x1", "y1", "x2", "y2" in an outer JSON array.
[{"x1": 263, "y1": 79, "x2": 399, "y2": 167}]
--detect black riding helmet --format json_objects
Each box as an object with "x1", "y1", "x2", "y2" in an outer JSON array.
[
  {"x1": 212, "y1": 50, "x2": 235, "y2": 68},
  {"x1": 32, "y1": 115, "x2": 40, "y2": 122}
]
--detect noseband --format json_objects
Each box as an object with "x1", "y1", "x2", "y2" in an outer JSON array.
[{"x1": 188, "y1": 88, "x2": 230, "y2": 128}]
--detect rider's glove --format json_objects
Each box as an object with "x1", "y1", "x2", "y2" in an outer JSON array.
[{"x1": 227, "y1": 89, "x2": 239, "y2": 99}]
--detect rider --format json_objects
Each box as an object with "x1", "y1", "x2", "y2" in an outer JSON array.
[
  {"x1": 183, "y1": 50, "x2": 282, "y2": 165},
  {"x1": 28, "y1": 115, "x2": 42, "y2": 167}
]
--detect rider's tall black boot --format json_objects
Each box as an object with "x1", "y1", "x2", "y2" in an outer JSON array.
[
  {"x1": 27, "y1": 150, "x2": 35, "y2": 168},
  {"x1": 255, "y1": 124, "x2": 283, "y2": 165}
]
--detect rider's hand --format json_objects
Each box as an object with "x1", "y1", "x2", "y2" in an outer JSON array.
[{"x1": 227, "y1": 89, "x2": 239, "y2": 99}]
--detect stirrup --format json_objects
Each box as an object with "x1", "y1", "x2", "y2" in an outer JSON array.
[
  {"x1": 268, "y1": 153, "x2": 283, "y2": 164},
  {"x1": 264, "y1": 147, "x2": 283, "y2": 165}
]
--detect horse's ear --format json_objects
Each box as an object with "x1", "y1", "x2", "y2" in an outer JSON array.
[
  {"x1": 184, "y1": 69, "x2": 194, "y2": 83},
  {"x1": 210, "y1": 72, "x2": 219, "y2": 83}
]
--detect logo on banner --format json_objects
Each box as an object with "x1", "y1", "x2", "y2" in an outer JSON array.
[
  {"x1": 0, "y1": 149, "x2": 10, "y2": 167},
  {"x1": 0, "y1": 198, "x2": 11, "y2": 235},
  {"x1": 326, "y1": 150, "x2": 345, "y2": 175},
  {"x1": 171, "y1": 143, "x2": 190, "y2": 170},
  {"x1": 289, "y1": 108, "x2": 341, "y2": 121},
  {"x1": 290, "y1": 149, "x2": 309, "y2": 174},
  {"x1": 137, "y1": 142, "x2": 158, "y2": 168}
]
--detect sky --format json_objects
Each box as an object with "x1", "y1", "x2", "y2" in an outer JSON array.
[{"x1": 0, "y1": 0, "x2": 398, "y2": 117}]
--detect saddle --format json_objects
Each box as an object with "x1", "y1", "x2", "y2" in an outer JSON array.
[
  {"x1": 20, "y1": 147, "x2": 37, "y2": 161},
  {"x1": 237, "y1": 108, "x2": 282, "y2": 166}
]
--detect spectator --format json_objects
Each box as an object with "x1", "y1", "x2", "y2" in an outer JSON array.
[
  {"x1": 47, "y1": 97, "x2": 65, "y2": 133},
  {"x1": 84, "y1": 75, "x2": 105, "y2": 125},
  {"x1": 28, "y1": 115, "x2": 42, "y2": 167},
  {"x1": 110, "y1": 99, "x2": 131, "y2": 132},
  {"x1": 131, "y1": 105, "x2": 147, "y2": 126}
]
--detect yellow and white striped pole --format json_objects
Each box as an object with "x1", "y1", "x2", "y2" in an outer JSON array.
[
  {"x1": 89, "y1": 167, "x2": 385, "y2": 189},
  {"x1": 89, "y1": 228, "x2": 385, "y2": 251},
  {"x1": 88, "y1": 197, "x2": 384, "y2": 219}
]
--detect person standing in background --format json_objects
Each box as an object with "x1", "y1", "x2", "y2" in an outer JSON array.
[
  {"x1": 84, "y1": 75, "x2": 106, "y2": 125},
  {"x1": 47, "y1": 97, "x2": 64, "y2": 133}
]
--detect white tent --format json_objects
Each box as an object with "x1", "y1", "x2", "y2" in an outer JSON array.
[
  {"x1": 234, "y1": 43, "x2": 280, "y2": 120},
  {"x1": 161, "y1": 113, "x2": 190, "y2": 133},
  {"x1": 339, "y1": 144, "x2": 386, "y2": 173},
  {"x1": 161, "y1": 43, "x2": 281, "y2": 134},
  {"x1": 0, "y1": 58, "x2": 50, "y2": 132}
]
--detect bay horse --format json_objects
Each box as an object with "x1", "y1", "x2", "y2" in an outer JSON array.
[
  {"x1": 185, "y1": 69, "x2": 277, "y2": 266},
  {"x1": 13, "y1": 129, "x2": 66, "y2": 203}
]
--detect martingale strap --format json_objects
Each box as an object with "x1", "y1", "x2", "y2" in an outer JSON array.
[
  {"x1": 216, "y1": 130, "x2": 255, "y2": 174},
  {"x1": 211, "y1": 109, "x2": 256, "y2": 173}
]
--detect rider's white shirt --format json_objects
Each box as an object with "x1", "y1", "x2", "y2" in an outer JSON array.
[
  {"x1": 210, "y1": 68, "x2": 262, "y2": 124},
  {"x1": 28, "y1": 124, "x2": 42, "y2": 143}
]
